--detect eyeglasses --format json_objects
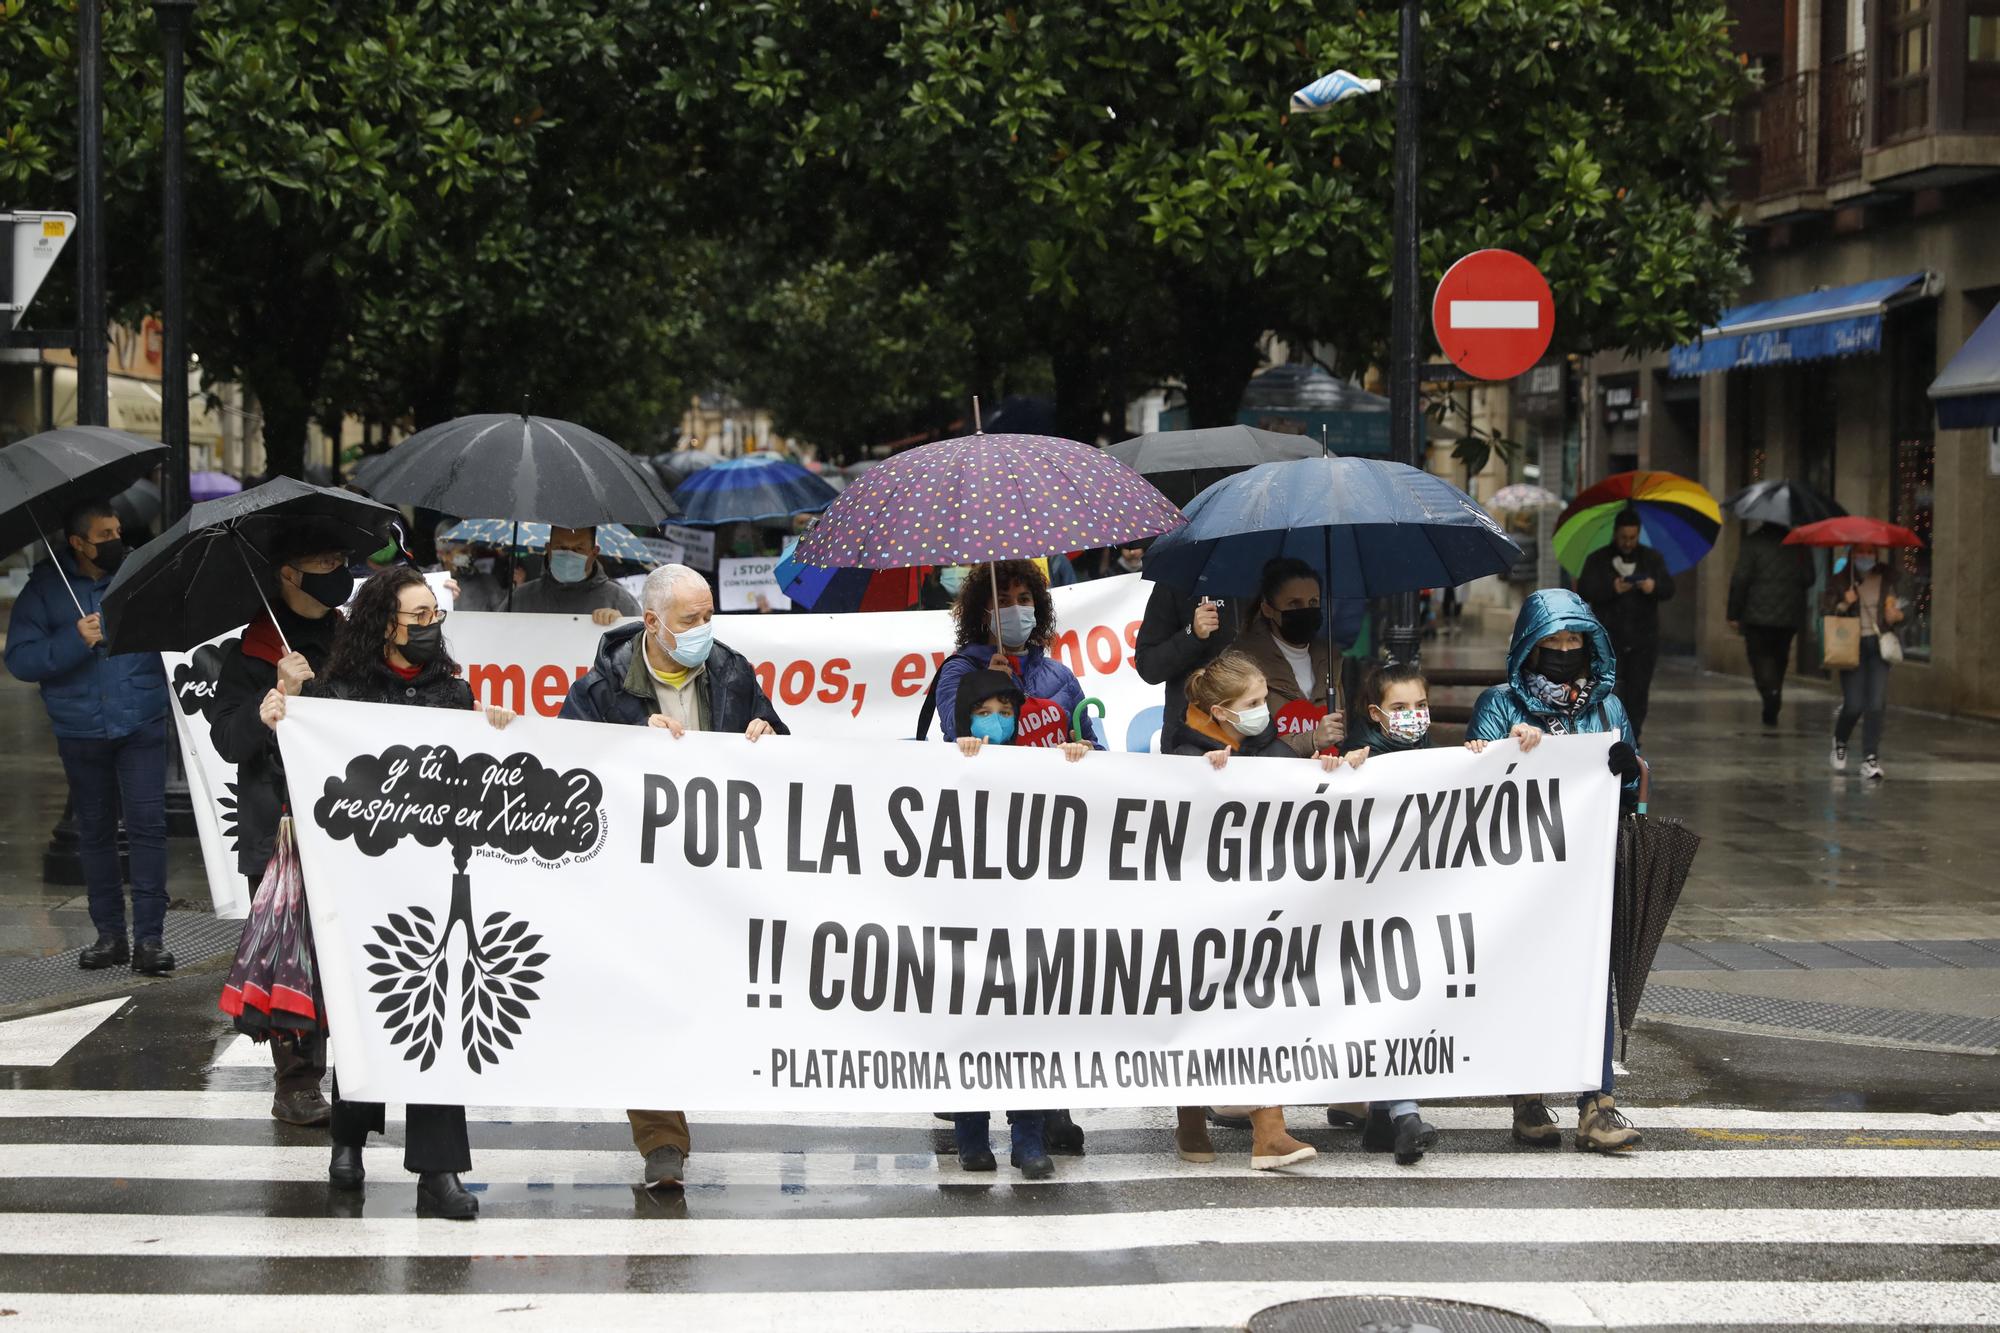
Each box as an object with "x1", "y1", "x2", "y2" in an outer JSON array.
[{"x1": 397, "y1": 608, "x2": 448, "y2": 627}]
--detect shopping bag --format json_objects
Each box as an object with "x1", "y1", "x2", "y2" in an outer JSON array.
[
  {"x1": 218, "y1": 817, "x2": 324, "y2": 1039},
  {"x1": 1821, "y1": 614, "x2": 1861, "y2": 670}
]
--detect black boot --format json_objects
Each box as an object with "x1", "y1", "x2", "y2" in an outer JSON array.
[
  {"x1": 1391, "y1": 1113, "x2": 1439, "y2": 1166},
  {"x1": 953, "y1": 1114, "x2": 996, "y2": 1172},
  {"x1": 78, "y1": 935, "x2": 128, "y2": 970},
  {"x1": 329, "y1": 1145, "x2": 365, "y2": 1190},
  {"x1": 1360, "y1": 1106, "x2": 1397, "y2": 1153},
  {"x1": 417, "y1": 1172, "x2": 478, "y2": 1220},
  {"x1": 1044, "y1": 1108, "x2": 1086, "y2": 1156},
  {"x1": 1009, "y1": 1114, "x2": 1054, "y2": 1180},
  {"x1": 1206, "y1": 1108, "x2": 1252, "y2": 1131},
  {"x1": 131, "y1": 939, "x2": 175, "y2": 976}
]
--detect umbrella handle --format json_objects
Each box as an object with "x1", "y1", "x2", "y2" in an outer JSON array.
[
  {"x1": 1635, "y1": 755, "x2": 1651, "y2": 816},
  {"x1": 1071, "y1": 697, "x2": 1104, "y2": 744}
]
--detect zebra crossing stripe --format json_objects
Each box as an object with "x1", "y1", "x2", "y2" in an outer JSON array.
[
  {"x1": 0, "y1": 1280, "x2": 1995, "y2": 1328},
  {"x1": 3, "y1": 1144, "x2": 1997, "y2": 1187}
]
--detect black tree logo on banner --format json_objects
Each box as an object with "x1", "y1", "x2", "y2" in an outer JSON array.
[{"x1": 316, "y1": 745, "x2": 601, "y2": 1074}]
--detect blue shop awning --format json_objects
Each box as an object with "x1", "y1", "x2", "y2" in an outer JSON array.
[
  {"x1": 1929, "y1": 301, "x2": 2000, "y2": 430},
  {"x1": 1668, "y1": 272, "x2": 1931, "y2": 377}
]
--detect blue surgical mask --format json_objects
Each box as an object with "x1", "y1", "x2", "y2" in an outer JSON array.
[
  {"x1": 1852, "y1": 555, "x2": 1877, "y2": 576},
  {"x1": 939, "y1": 565, "x2": 969, "y2": 596},
  {"x1": 664, "y1": 621, "x2": 714, "y2": 669},
  {"x1": 548, "y1": 549, "x2": 590, "y2": 584},
  {"x1": 997, "y1": 604, "x2": 1038, "y2": 648},
  {"x1": 969, "y1": 712, "x2": 1017, "y2": 744}
]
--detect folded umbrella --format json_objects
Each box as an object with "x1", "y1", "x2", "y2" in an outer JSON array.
[
  {"x1": 358, "y1": 413, "x2": 678, "y2": 529},
  {"x1": 0, "y1": 426, "x2": 169, "y2": 618},
  {"x1": 100, "y1": 477, "x2": 398, "y2": 654},
  {"x1": 1722, "y1": 478, "x2": 1844, "y2": 530},
  {"x1": 1107, "y1": 425, "x2": 1324, "y2": 508},
  {"x1": 436, "y1": 517, "x2": 659, "y2": 564},
  {"x1": 1612, "y1": 762, "x2": 1701, "y2": 1060},
  {"x1": 673, "y1": 452, "x2": 840, "y2": 526},
  {"x1": 1140, "y1": 456, "x2": 1518, "y2": 600},
  {"x1": 1782, "y1": 515, "x2": 1923, "y2": 548},
  {"x1": 1553, "y1": 470, "x2": 1721, "y2": 577}
]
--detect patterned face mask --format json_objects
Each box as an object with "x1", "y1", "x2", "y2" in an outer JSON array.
[{"x1": 1375, "y1": 705, "x2": 1430, "y2": 743}]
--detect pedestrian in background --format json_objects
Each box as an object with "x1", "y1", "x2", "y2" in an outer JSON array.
[
  {"x1": 1728, "y1": 521, "x2": 1815, "y2": 727},
  {"x1": 1825, "y1": 545, "x2": 1904, "y2": 784},
  {"x1": 4, "y1": 500, "x2": 173, "y2": 976},
  {"x1": 505, "y1": 525, "x2": 637, "y2": 624},
  {"x1": 208, "y1": 528, "x2": 357, "y2": 1127},
  {"x1": 559, "y1": 562, "x2": 787, "y2": 1189},
  {"x1": 1576, "y1": 509, "x2": 1674, "y2": 741}
]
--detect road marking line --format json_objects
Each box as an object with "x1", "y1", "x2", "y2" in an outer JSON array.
[
  {"x1": 1, "y1": 1283, "x2": 1996, "y2": 1331},
  {"x1": 1450, "y1": 299, "x2": 1541, "y2": 329},
  {"x1": 0, "y1": 997, "x2": 128, "y2": 1068},
  {"x1": 5, "y1": 1089, "x2": 1996, "y2": 1132},
  {"x1": 3, "y1": 1144, "x2": 1998, "y2": 1188}
]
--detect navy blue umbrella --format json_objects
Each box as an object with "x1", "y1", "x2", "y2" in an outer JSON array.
[
  {"x1": 673, "y1": 453, "x2": 839, "y2": 526},
  {"x1": 1142, "y1": 456, "x2": 1519, "y2": 599}
]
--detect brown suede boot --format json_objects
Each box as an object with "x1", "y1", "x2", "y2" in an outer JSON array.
[
  {"x1": 1247, "y1": 1107, "x2": 1316, "y2": 1170},
  {"x1": 1175, "y1": 1106, "x2": 1216, "y2": 1163},
  {"x1": 1576, "y1": 1094, "x2": 1642, "y2": 1153},
  {"x1": 1510, "y1": 1095, "x2": 1562, "y2": 1148}
]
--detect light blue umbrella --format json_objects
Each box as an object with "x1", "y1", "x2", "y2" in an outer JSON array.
[{"x1": 436, "y1": 518, "x2": 660, "y2": 564}]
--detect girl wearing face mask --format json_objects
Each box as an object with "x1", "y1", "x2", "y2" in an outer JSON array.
[
  {"x1": 1234, "y1": 557, "x2": 1348, "y2": 757},
  {"x1": 260, "y1": 564, "x2": 515, "y2": 1221},
  {"x1": 1826, "y1": 545, "x2": 1904, "y2": 783},
  {"x1": 1345, "y1": 663, "x2": 1543, "y2": 765},
  {"x1": 927, "y1": 560, "x2": 1105, "y2": 750}
]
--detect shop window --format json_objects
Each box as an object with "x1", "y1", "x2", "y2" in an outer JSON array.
[{"x1": 1887, "y1": 305, "x2": 1937, "y2": 659}]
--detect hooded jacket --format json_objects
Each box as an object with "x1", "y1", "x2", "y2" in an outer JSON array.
[
  {"x1": 4, "y1": 549, "x2": 168, "y2": 740},
  {"x1": 558, "y1": 620, "x2": 787, "y2": 734},
  {"x1": 1468, "y1": 589, "x2": 1635, "y2": 752},
  {"x1": 952, "y1": 668, "x2": 1026, "y2": 739},
  {"x1": 931, "y1": 642, "x2": 1105, "y2": 748}
]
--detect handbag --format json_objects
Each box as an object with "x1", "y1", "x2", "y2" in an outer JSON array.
[
  {"x1": 1821, "y1": 614, "x2": 1861, "y2": 670},
  {"x1": 1878, "y1": 630, "x2": 1904, "y2": 665}
]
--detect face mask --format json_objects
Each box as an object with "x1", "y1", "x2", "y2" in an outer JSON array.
[
  {"x1": 1852, "y1": 555, "x2": 1877, "y2": 576},
  {"x1": 473, "y1": 557, "x2": 495, "y2": 575},
  {"x1": 1538, "y1": 645, "x2": 1589, "y2": 682},
  {"x1": 1116, "y1": 552, "x2": 1144, "y2": 573},
  {"x1": 1222, "y1": 703, "x2": 1270, "y2": 737},
  {"x1": 399, "y1": 621, "x2": 444, "y2": 667},
  {"x1": 1375, "y1": 705, "x2": 1430, "y2": 743},
  {"x1": 970, "y1": 712, "x2": 1017, "y2": 744},
  {"x1": 939, "y1": 566, "x2": 969, "y2": 596},
  {"x1": 548, "y1": 550, "x2": 590, "y2": 584},
  {"x1": 1276, "y1": 606, "x2": 1322, "y2": 646},
  {"x1": 294, "y1": 566, "x2": 354, "y2": 610},
  {"x1": 996, "y1": 604, "x2": 1038, "y2": 648},
  {"x1": 450, "y1": 553, "x2": 473, "y2": 572},
  {"x1": 662, "y1": 620, "x2": 714, "y2": 669},
  {"x1": 87, "y1": 538, "x2": 128, "y2": 574}
]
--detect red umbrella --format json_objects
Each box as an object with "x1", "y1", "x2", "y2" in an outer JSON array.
[{"x1": 1783, "y1": 516, "x2": 1923, "y2": 548}]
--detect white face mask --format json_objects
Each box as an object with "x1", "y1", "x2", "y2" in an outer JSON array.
[{"x1": 1222, "y1": 703, "x2": 1270, "y2": 737}]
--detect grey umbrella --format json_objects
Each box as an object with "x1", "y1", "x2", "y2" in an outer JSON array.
[
  {"x1": 359, "y1": 413, "x2": 679, "y2": 528},
  {"x1": 1108, "y1": 425, "x2": 1325, "y2": 507}
]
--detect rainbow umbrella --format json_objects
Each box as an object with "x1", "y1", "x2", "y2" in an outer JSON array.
[{"x1": 1552, "y1": 470, "x2": 1721, "y2": 577}]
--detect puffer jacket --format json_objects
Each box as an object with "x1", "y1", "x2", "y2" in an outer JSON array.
[
  {"x1": 559, "y1": 620, "x2": 787, "y2": 734},
  {"x1": 929, "y1": 642, "x2": 1105, "y2": 748},
  {"x1": 1468, "y1": 589, "x2": 1636, "y2": 763},
  {"x1": 3, "y1": 550, "x2": 168, "y2": 740},
  {"x1": 1728, "y1": 524, "x2": 1815, "y2": 629}
]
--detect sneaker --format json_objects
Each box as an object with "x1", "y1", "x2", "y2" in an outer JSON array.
[
  {"x1": 1862, "y1": 755, "x2": 1883, "y2": 783},
  {"x1": 1510, "y1": 1095, "x2": 1561, "y2": 1148},
  {"x1": 642, "y1": 1145, "x2": 686, "y2": 1189},
  {"x1": 1576, "y1": 1094, "x2": 1642, "y2": 1153},
  {"x1": 1831, "y1": 740, "x2": 1848, "y2": 773}
]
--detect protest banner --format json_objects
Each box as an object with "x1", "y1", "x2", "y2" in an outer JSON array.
[
  {"x1": 279, "y1": 696, "x2": 1618, "y2": 1110},
  {"x1": 164, "y1": 575, "x2": 1161, "y2": 915}
]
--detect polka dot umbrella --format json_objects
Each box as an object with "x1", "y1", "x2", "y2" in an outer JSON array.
[{"x1": 792, "y1": 432, "x2": 1185, "y2": 570}]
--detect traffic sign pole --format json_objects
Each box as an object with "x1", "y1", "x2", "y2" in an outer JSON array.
[{"x1": 1384, "y1": 0, "x2": 1425, "y2": 671}]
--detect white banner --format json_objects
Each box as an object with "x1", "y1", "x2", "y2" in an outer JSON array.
[
  {"x1": 164, "y1": 577, "x2": 1157, "y2": 916},
  {"x1": 279, "y1": 697, "x2": 1616, "y2": 1110}
]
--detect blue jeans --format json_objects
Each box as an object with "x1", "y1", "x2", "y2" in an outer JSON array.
[
  {"x1": 1580, "y1": 981, "x2": 1616, "y2": 1110},
  {"x1": 55, "y1": 717, "x2": 169, "y2": 942},
  {"x1": 1835, "y1": 636, "x2": 1889, "y2": 757}
]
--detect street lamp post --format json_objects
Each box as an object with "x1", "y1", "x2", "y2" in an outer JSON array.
[
  {"x1": 75, "y1": 0, "x2": 109, "y2": 426},
  {"x1": 154, "y1": 0, "x2": 195, "y2": 525},
  {"x1": 1383, "y1": 0, "x2": 1425, "y2": 668}
]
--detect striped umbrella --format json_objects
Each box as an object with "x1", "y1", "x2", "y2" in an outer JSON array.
[
  {"x1": 673, "y1": 453, "x2": 840, "y2": 526},
  {"x1": 436, "y1": 518, "x2": 661, "y2": 564},
  {"x1": 1552, "y1": 471, "x2": 1721, "y2": 577}
]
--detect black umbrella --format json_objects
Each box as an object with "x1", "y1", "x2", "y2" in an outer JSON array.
[
  {"x1": 1108, "y1": 425, "x2": 1325, "y2": 507},
  {"x1": 0, "y1": 427, "x2": 168, "y2": 617},
  {"x1": 1722, "y1": 478, "x2": 1845, "y2": 529},
  {"x1": 359, "y1": 413, "x2": 679, "y2": 528},
  {"x1": 1611, "y1": 763, "x2": 1702, "y2": 1060},
  {"x1": 110, "y1": 477, "x2": 163, "y2": 539},
  {"x1": 100, "y1": 477, "x2": 398, "y2": 655}
]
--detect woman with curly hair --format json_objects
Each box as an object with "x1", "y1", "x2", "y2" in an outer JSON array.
[
  {"x1": 925, "y1": 560, "x2": 1104, "y2": 750},
  {"x1": 259, "y1": 564, "x2": 515, "y2": 1219}
]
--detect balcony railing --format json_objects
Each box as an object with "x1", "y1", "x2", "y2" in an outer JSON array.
[
  {"x1": 1759, "y1": 69, "x2": 1817, "y2": 196},
  {"x1": 1821, "y1": 51, "x2": 1867, "y2": 180}
]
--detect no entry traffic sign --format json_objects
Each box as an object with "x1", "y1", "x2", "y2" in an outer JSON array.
[{"x1": 1432, "y1": 249, "x2": 1554, "y2": 382}]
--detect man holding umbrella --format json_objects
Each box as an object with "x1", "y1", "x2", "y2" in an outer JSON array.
[
  {"x1": 4, "y1": 500, "x2": 173, "y2": 975},
  {"x1": 1576, "y1": 510, "x2": 1675, "y2": 742}
]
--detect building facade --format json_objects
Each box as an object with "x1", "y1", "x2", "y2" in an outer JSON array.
[{"x1": 1588, "y1": 0, "x2": 2000, "y2": 718}]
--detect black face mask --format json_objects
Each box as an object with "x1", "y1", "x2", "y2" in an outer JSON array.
[
  {"x1": 1537, "y1": 645, "x2": 1590, "y2": 682},
  {"x1": 293, "y1": 566, "x2": 354, "y2": 611},
  {"x1": 86, "y1": 539, "x2": 128, "y2": 575},
  {"x1": 1275, "y1": 606, "x2": 1323, "y2": 647},
  {"x1": 399, "y1": 621, "x2": 444, "y2": 667}
]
